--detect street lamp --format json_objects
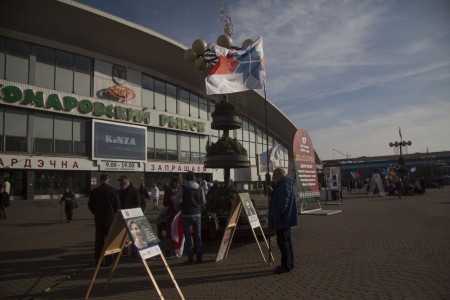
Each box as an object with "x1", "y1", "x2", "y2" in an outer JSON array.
[
  {"x1": 183, "y1": 5, "x2": 255, "y2": 186},
  {"x1": 389, "y1": 129, "x2": 412, "y2": 178},
  {"x1": 183, "y1": 35, "x2": 254, "y2": 70}
]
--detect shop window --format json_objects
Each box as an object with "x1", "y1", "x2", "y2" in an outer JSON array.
[
  {"x1": 154, "y1": 80, "x2": 165, "y2": 111},
  {"x1": 179, "y1": 133, "x2": 190, "y2": 162},
  {"x1": 0, "y1": 107, "x2": 3, "y2": 151},
  {"x1": 190, "y1": 94, "x2": 199, "y2": 117},
  {"x1": 74, "y1": 55, "x2": 92, "y2": 97},
  {"x1": 167, "y1": 132, "x2": 178, "y2": 161},
  {"x1": 155, "y1": 129, "x2": 166, "y2": 160},
  {"x1": 55, "y1": 50, "x2": 74, "y2": 93},
  {"x1": 165, "y1": 84, "x2": 176, "y2": 113},
  {"x1": 5, "y1": 38, "x2": 29, "y2": 84},
  {"x1": 4, "y1": 108, "x2": 27, "y2": 152},
  {"x1": 73, "y1": 118, "x2": 88, "y2": 156},
  {"x1": 147, "y1": 129, "x2": 155, "y2": 159},
  {"x1": 34, "y1": 113, "x2": 54, "y2": 154},
  {"x1": 199, "y1": 98, "x2": 208, "y2": 120},
  {"x1": 0, "y1": 37, "x2": 5, "y2": 79},
  {"x1": 166, "y1": 95, "x2": 177, "y2": 114},
  {"x1": 34, "y1": 45, "x2": 55, "y2": 89},
  {"x1": 179, "y1": 89, "x2": 190, "y2": 117},
  {"x1": 55, "y1": 116, "x2": 73, "y2": 155},
  {"x1": 200, "y1": 136, "x2": 208, "y2": 162},
  {"x1": 190, "y1": 135, "x2": 200, "y2": 163}
]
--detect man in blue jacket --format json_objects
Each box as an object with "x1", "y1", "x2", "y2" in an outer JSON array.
[{"x1": 268, "y1": 168, "x2": 298, "y2": 274}]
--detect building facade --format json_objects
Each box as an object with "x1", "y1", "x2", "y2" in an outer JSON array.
[{"x1": 0, "y1": 1, "x2": 298, "y2": 199}]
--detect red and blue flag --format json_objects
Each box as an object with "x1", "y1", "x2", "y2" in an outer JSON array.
[{"x1": 205, "y1": 36, "x2": 266, "y2": 95}]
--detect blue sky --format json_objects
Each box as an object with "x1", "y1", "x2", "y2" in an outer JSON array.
[{"x1": 77, "y1": 0, "x2": 450, "y2": 160}]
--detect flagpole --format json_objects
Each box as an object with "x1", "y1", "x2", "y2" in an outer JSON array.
[{"x1": 263, "y1": 84, "x2": 272, "y2": 266}]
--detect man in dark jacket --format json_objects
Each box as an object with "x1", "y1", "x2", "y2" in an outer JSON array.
[
  {"x1": 88, "y1": 174, "x2": 121, "y2": 264},
  {"x1": 173, "y1": 171, "x2": 206, "y2": 264},
  {"x1": 117, "y1": 175, "x2": 140, "y2": 209},
  {"x1": 268, "y1": 168, "x2": 298, "y2": 274}
]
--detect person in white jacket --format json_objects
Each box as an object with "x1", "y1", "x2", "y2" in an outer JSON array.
[{"x1": 150, "y1": 183, "x2": 159, "y2": 210}]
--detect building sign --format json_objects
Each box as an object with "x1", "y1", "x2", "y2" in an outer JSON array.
[
  {"x1": 146, "y1": 162, "x2": 211, "y2": 173},
  {"x1": 0, "y1": 82, "x2": 150, "y2": 124},
  {"x1": 108, "y1": 64, "x2": 136, "y2": 102},
  {"x1": 159, "y1": 114, "x2": 206, "y2": 133},
  {"x1": 0, "y1": 81, "x2": 210, "y2": 135},
  {"x1": 293, "y1": 128, "x2": 320, "y2": 201},
  {"x1": 0, "y1": 154, "x2": 95, "y2": 170},
  {"x1": 93, "y1": 120, "x2": 147, "y2": 162},
  {"x1": 99, "y1": 161, "x2": 144, "y2": 172}
]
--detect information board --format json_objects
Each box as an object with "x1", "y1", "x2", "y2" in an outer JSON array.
[{"x1": 121, "y1": 208, "x2": 161, "y2": 259}]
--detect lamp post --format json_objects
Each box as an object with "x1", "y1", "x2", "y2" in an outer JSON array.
[{"x1": 389, "y1": 129, "x2": 412, "y2": 179}]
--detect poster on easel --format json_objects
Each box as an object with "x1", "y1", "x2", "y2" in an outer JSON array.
[
  {"x1": 215, "y1": 193, "x2": 274, "y2": 264},
  {"x1": 121, "y1": 208, "x2": 161, "y2": 259},
  {"x1": 85, "y1": 208, "x2": 184, "y2": 300}
]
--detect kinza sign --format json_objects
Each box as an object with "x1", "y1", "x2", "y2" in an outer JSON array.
[{"x1": 92, "y1": 120, "x2": 147, "y2": 162}]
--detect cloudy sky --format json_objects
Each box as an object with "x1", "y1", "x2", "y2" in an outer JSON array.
[{"x1": 77, "y1": 0, "x2": 450, "y2": 160}]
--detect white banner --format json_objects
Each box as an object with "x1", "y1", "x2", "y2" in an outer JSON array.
[{"x1": 0, "y1": 154, "x2": 96, "y2": 170}]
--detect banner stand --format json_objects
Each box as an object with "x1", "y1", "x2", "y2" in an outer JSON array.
[
  {"x1": 367, "y1": 173, "x2": 386, "y2": 197},
  {"x1": 216, "y1": 193, "x2": 274, "y2": 264},
  {"x1": 324, "y1": 162, "x2": 344, "y2": 206},
  {"x1": 85, "y1": 210, "x2": 184, "y2": 300}
]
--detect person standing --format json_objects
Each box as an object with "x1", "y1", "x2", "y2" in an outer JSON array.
[
  {"x1": 60, "y1": 186, "x2": 76, "y2": 223},
  {"x1": 88, "y1": 174, "x2": 121, "y2": 265},
  {"x1": 117, "y1": 175, "x2": 140, "y2": 209},
  {"x1": 150, "y1": 183, "x2": 160, "y2": 210},
  {"x1": 163, "y1": 176, "x2": 181, "y2": 256},
  {"x1": 206, "y1": 180, "x2": 219, "y2": 201},
  {"x1": 174, "y1": 171, "x2": 206, "y2": 264},
  {"x1": 138, "y1": 183, "x2": 150, "y2": 213},
  {"x1": 396, "y1": 178, "x2": 404, "y2": 199},
  {"x1": 268, "y1": 167, "x2": 298, "y2": 274},
  {"x1": 2, "y1": 176, "x2": 11, "y2": 199}
]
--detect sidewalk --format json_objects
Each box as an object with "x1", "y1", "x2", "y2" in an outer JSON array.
[{"x1": 1, "y1": 188, "x2": 449, "y2": 299}]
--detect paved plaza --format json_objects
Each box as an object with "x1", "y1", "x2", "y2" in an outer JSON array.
[{"x1": 1, "y1": 187, "x2": 449, "y2": 299}]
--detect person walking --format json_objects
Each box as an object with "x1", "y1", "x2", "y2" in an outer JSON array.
[
  {"x1": 267, "y1": 167, "x2": 298, "y2": 274},
  {"x1": 117, "y1": 175, "x2": 140, "y2": 209},
  {"x1": 173, "y1": 171, "x2": 206, "y2": 264},
  {"x1": 88, "y1": 174, "x2": 121, "y2": 265},
  {"x1": 138, "y1": 182, "x2": 150, "y2": 213},
  {"x1": 60, "y1": 186, "x2": 76, "y2": 223},
  {"x1": 0, "y1": 186, "x2": 9, "y2": 219},
  {"x1": 163, "y1": 176, "x2": 181, "y2": 256},
  {"x1": 150, "y1": 183, "x2": 160, "y2": 210}
]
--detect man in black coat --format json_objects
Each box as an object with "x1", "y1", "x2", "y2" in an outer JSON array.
[
  {"x1": 88, "y1": 174, "x2": 121, "y2": 264},
  {"x1": 117, "y1": 175, "x2": 140, "y2": 209}
]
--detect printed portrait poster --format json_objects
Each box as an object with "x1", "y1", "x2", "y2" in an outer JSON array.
[
  {"x1": 240, "y1": 193, "x2": 260, "y2": 229},
  {"x1": 121, "y1": 208, "x2": 161, "y2": 259},
  {"x1": 324, "y1": 163, "x2": 341, "y2": 191},
  {"x1": 293, "y1": 128, "x2": 320, "y2": 202}
]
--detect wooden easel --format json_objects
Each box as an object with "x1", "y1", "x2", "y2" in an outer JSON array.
[
  {"x1": 216, "y1": 193, "x2": 274, "y2": 264},
  {"x1": 85, "y1": 210, "x2": 184, "y2": 300}
]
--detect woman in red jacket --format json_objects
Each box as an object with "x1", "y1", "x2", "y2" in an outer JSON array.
[{"x1": 163, "y1": 176, "x2": 181, "y2": 256}]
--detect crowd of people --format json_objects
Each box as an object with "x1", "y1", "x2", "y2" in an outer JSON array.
[{"x1": 85, "y1": 169, "x2": 297, "y2": 274}]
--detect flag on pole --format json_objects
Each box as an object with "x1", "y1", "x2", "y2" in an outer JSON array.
[
  {"x1": 260, "y1": 144, "x2": 281, "y2": 165},
  {"x1": 399, "y1": 127, "x2": 402, "y2": 140},
  {"x1": 205, "y1": 36, "x2": 266, "y2": 95}
]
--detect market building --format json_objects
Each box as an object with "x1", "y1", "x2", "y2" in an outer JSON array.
[{"x1": 0, "y1": 0, "x2": 300, "y2": 200}]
